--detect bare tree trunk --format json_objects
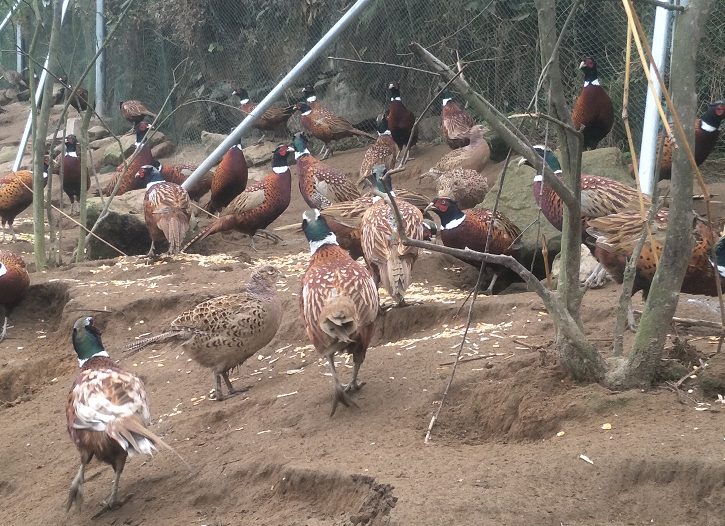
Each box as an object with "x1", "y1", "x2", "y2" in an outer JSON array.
[{"x1": 608, "y1": 0, "x2": 715, "y2": 388}]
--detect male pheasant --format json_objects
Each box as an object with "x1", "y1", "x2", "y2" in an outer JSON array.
[
  {"x1": 183, "y1": 144, "x2": 293, "y2": 252},
  {"x1": 66, "y1": 316, "x2": 180, "y2": 517},
  {"x1": 387, "y1": 81, "x2": 417, "y2": 157},
  {"x1": 361, "y1": 165, "x2": 424, "y2": 306},
  {"x1": 136, "y1": 165, "x2": 192, "y2": 257},
  {"x1": 0, "y1": 250, "x2": 29, "y2": 342},
  {"x1": 55, "y1": 134, "x2": 90, "y2": 215},
  {"x1": 125, "y1": 266, "x2": 282, "y2": 401},
  {"x1": 298, "y1": 85, "x2": 375, "y2": 160},
  {"x1": 232, "y1": 88, "x2": 296, "y2": 133},
  {"x1": 0, "y1": 160, "x2": 49, "y2": 242},
  {"x1": 102, "y1": 123, "x2": 154, "y2": 197},
  {"x1": 152, "y1": 158, "x2": 212, "y2": 202},
  {"x1": 438, "y1": 83, "x2": 476, "y2": 150},
  {"x1": 300, "y1": 209, "x2": 379, "y2": 416},
  {"x1": 293, "y1": 132, "x2": 360, "y2": 209},
  {"x1": 207, "y1": 132, "x2": 248, "y2": 214},
  {"x1": 426, "y1": 197, "x2": 522, "y2": 294},
  {"x1": 572, "y1": 57, "x2": 614, "y2": 150}
]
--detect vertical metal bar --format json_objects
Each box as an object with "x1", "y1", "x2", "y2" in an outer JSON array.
[
  {"x1": 637, "y1": 1, "x2": 673, "y2": 195},
  {"x1": 181, "y1": 0, "x2": 376, "y2": 191},
  {"x1": 95, "y1": 0, "x2": 104, "y2": 117},
  {"x1": 13, "y1": 0, "x2": 72, "y2": 171},
  {"x1": 15, "y1": 23, "x2": 22, "y2": 73}
]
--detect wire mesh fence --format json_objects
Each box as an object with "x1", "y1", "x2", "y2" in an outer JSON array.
[{"x1": 1, "y1": 0, "x2": 724, "y2": 158}]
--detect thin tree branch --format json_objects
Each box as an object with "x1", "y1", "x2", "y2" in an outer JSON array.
[{"x1": 326, "y1": 56, "x2": 437, "y2": 75}]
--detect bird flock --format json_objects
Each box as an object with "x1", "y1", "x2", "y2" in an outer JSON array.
[{"x1": 0, "y1": 58, "x2": 724, "y2": 517}]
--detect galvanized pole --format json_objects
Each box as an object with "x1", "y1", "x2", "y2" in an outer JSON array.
[
  {"x1": 15, "y1": 23, "x2": 22, "y2": 72},
  {"x1": 13, "y1": 0, "x2": 72, "y2": 171},
  {"x1": 0, "y1": 3, "x2": 20, "y2": 34},
  {"x1": 181, "y1": 0, "x2": 376, "y2": 192},
  {"x1": 637, "y1": 0, "x2": 674, "y2": 195},
  {"x1": 95, "y1": 0, "x2": 104, "y2": 117}
]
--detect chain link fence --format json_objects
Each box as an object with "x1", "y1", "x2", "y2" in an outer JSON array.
[{"x1": 2, "y1": 1, "x2": 725, "y2": 158}]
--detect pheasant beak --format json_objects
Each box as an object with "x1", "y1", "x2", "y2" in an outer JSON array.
[
  {"x1": 424, "y1": 202, "x2": 436, "y2": 214},
  {"x1": 578, "y1": 61, "x2": 586, "y2": 69},
  {"x1": 517, "y1": 156, "x2": 529, "y2": 167}
]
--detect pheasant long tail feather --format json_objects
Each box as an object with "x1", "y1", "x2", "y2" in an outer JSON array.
[
  {"x1": 349, "y1": 128, "x2": 376, "y2": 141},
  {"x1": 124, "y1": 330, "x2": 186, "y2": 354},
  {"x1": 182, "y1": 215, "x2": 238, "y2": 252},
  {"x1": 319, "y1": 295, "x2": 359, "y2": 343},
  {"x1": 162, "y1": 215, "x2": 190, "y2": 255},
  {"x1": 383, "y1": 251, "x2": 409, "y2": 304},
  {"x1": 112, "y1": 415, "x2": 191, "y2": 470}
]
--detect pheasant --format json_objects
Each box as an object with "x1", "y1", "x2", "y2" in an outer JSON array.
[
  {"x1": 66, "y1": 316, "x2": 180, "y2": 516},
  {"x1": 0, "y1": 64, "x2": 27, "y2": 89},
  {"x1": 119, "y1": 100, "x2": 156, "y2": 125},
  {"x1": 357, "y1": 113, "x2": 398, "y2": 186},
  {"x1": 55, "y1": 134, "x2": 90, "y2": 215},
  {"x1": 519, "y1": 146, "x2": 649, "y2": 287},
  {"x1": 361, "y1": 165, "x2": 424, "y2": 306},
  {"x1": 438, "y1": 83, "x2": 476, "y2": 150},
  {"x1": 422, "y1": 124, "x2": 490, "y2": 180},
  {"x1": 387, "y1": 81, "x2": 418, "y2": 157},
  {"x1": 572, "y1": 57, "x2": 614, "y2": 150},
  {"x1": 656, "y1": 100, "x2": 725, "y2": 180},
  {"x1": 183, "y1": 144, "x2": 293, "y2": 252},
  {"x1": 59, "y1": 76, "x2": 90, "y2": 115},
  {"x1": 0, "y1": 160, "x2": 49, "y2": 242},
  {"x1": 125, "y1": 265, "x2": 282, "y2": 401},
  {"x1": 293, "y1": 132, "x2": 360, "y2": 210},
  {"x1": 587, "y1": 210, "x2": 724, "y2": 299},
  {"x1": 207, "y1": 132, "x2": 248, "y2": 214},
  {"x1": 298, "y1": 85, "x2": 375, "y2": 160},
  {"x1": 232, "y1": 88, "x2": 296, "y2": 133},
  {"x1": 435, "y1": 167, "x2": 489, "y2": 210},
  {"x1": 136, "y1": 165, "x2": 192, "y2": 257},
  {"x1": 152, "y1": 158, "x2": 212, "y2": 202},
  {"x1": 102, "y1": 122, "x2": 154, "y2": 197},
  {"x1": 300, "y1": 209, "x2": 379, "y2": 416},
  {"x1": 0, "y1": 250, "x2": 29, "y2": 342},
  {"x1": 426, "y1": 197, "x2": 522, "y2": 295}
]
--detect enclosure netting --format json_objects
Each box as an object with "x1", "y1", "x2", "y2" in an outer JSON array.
[{"x1": 1, "y1": 0, "x2": 724, "y2": 158}]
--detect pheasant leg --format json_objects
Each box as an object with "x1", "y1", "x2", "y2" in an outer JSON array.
[
  {"x1": 65, "y1": 456, "x2": 88, "y2": 512},
  {"x1": 92, "y1": 456, "x2": 132, "y2": 518},
  {"x1": 0, "y1": 316, "x2": 7, "y2": 342},
  {"x1": 327, "y1": 353, "x2": 356, "y2": 417},
  {"x1": 582, "y1": 263, "x2": 609, "y2": 289},
  {"x1": 9, "y1": 223, "x2": 16, "y2": 242},
  {"x1": 214, "y1": 371, "x2": 251, "y2": 401},
  {"x1": 147, "y1": 241, "x2": 157, "y2": 258},
  {"x1": 253, "y1": 229, "x2": 283, "y2": 244},
  {"x1": 482, "y1": 272, "x2": 499, "y2": 296},
  {"x1": 342, "y1": 361, "x2": 365, "y2": 393}
]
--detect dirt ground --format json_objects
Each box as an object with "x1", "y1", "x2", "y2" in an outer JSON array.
[{"x1": 3, "y1": 101, "x2": 725, "y2": 525}]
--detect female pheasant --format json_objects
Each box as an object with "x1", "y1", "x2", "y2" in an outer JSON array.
[
  {"x1": 426, "y1": 197, "x2": 522, "y2": 295},
  {"x1": 125, "y1": 266, "x2": 282, "y2": 401},
  {"x1": 298, "y1": 85, "x2": 375, "y2": 160},
  {"x1": 66, "y1": 316, "x2": 178, "y2": 516},
  {"x1": 56, "y1": 134, "x2": 90, "y2": 215},
  {"x1": 435, "y1": 167, "x2": 489, "y2": 210},
  {"x1": 59, "y1": 76, "x2": 90, "y2": 115},
  {"x1": 438, "y1": 83, "x2": 476, "y2": 150},
  {"x1": 656, "y1": 100, "x2": 725, "y2": 180},
  {"x1": 119, "y1": 100, "x2": 156, "y2": 125},
  {"x1": 0, "y1": 159, "x2": 49, "y2": 242},
  {"x1": 136, "y1": 165, "x2": 192, "y2": 257},
  {"x1": 572, "y1": 57, "x2": 614, "y2": 150},
  {"x1": 207, "y1": 132, "x2": 248, "y2": 214},
  {"x1": 293, "y1": 132, "x2": 360, "y2": 209},
  {"x1": 0, "y1": 250, "x2": 29, "y2": 342},
  {"x1": 300, "y1": 209, "x2": 379, "y2": 416},
  {"x1": 361, "y1": 165, "x2": 424, "y2": 306},
  {"x1": 357, "y1": 113, "x2": 398, "y2": 186},
  {"x1": 183, "y1": 144, "x2": 293, "y2": 252},
  {"x1": 232, "y1": 88, "x2": 296, "y2": 133},
  {"x1": 422, "y1": 124, "x2": 490, "y2": 178},
  {"x1": 387, "y1": 81, "x2": 418, "y2": 155},
  {"x1": 102, "y1": 122, "x2": 154, "y2": 197}
]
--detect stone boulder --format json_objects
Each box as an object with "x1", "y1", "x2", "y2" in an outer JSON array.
[
  {"x1": 550, "y1": 244, "x2": 603, "y2": 284},
  {"x1": 201, "y1": 130, "x2": 226, "y2": 154},
  {"x1": 88, "y1": 126, "x2": 110, "y2": 141},
  {"x1": 85, "y1": 190, "x2": 152, "y2": 259},
  {"x1": 100, "y1": 131, "x2": 166, "y2": 167},
  {"x1": 480, "y1": 146, "x2": 635, "y2": 278},
  {"x1": 0, "y1": 146, "x2": 16, "y2": 164}
]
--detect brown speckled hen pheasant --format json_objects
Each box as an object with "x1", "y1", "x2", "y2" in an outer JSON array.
[
  {"x1": 0, "y1": 160, "x2": 48, "y2": 242},
  {"x1": 59, "y1": 76, "x2": 90, "y2": 115},
  {"x1": 361, "y1": 165, "x2": 424, "y2": 306},
  {"x1": 293, "y1": 132, "x2": 360, "y2": 209},
  {"x1": 357, "y1": 113, "x2": 398, "y2": 186},
  {"x1": 183, "y1": 144, "x2": 293, "y2": 252},
  {"x1": 438, "y1": 83, "x2": 476, "y2": 149},
  {"x1": 119, "y1": 100, "x2": 156, "y2": 125},
  {"x1": 435, "y1": 167, "x2": 488, "y2": 210},
  {"x1": 572, "y1": 58, "x2": 614, "y2": 150},
  {"x1": 423, "y1": 124, "x2": 490, "y2": 179},
  {"x1": 0, "y1": 249, "x2": 29, "y2": 341},
  {"x1": 136, "y1": 165, "x2": 192, "y2": 256},
  {"x1": 655, "y1": 100, "x2": 725, "y2": 180},
  {"x1": 66, "y1": 317, "x2": 181, "y2": 517},
  {"x1": 300, "y1": 209, "x2": 379, "y2": 416},
  {"x1": 102, "y1": 123, "x2": 154, "y2": 196},
  {"x1": 124, "y1": 266, "x2": 282, "y2": 401},
  {"x1": 232, "y1": 88, "x2": 296, "y2": 134},
  {"x1": 207, "y1": 132, "x2": 248, "y2": 214},
  {"x1": 426, "y1": 197, "x2": 522, "y2": 295},
  {"x1": 298, "y1": 85, "x2": 375, "y2": 160}
]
